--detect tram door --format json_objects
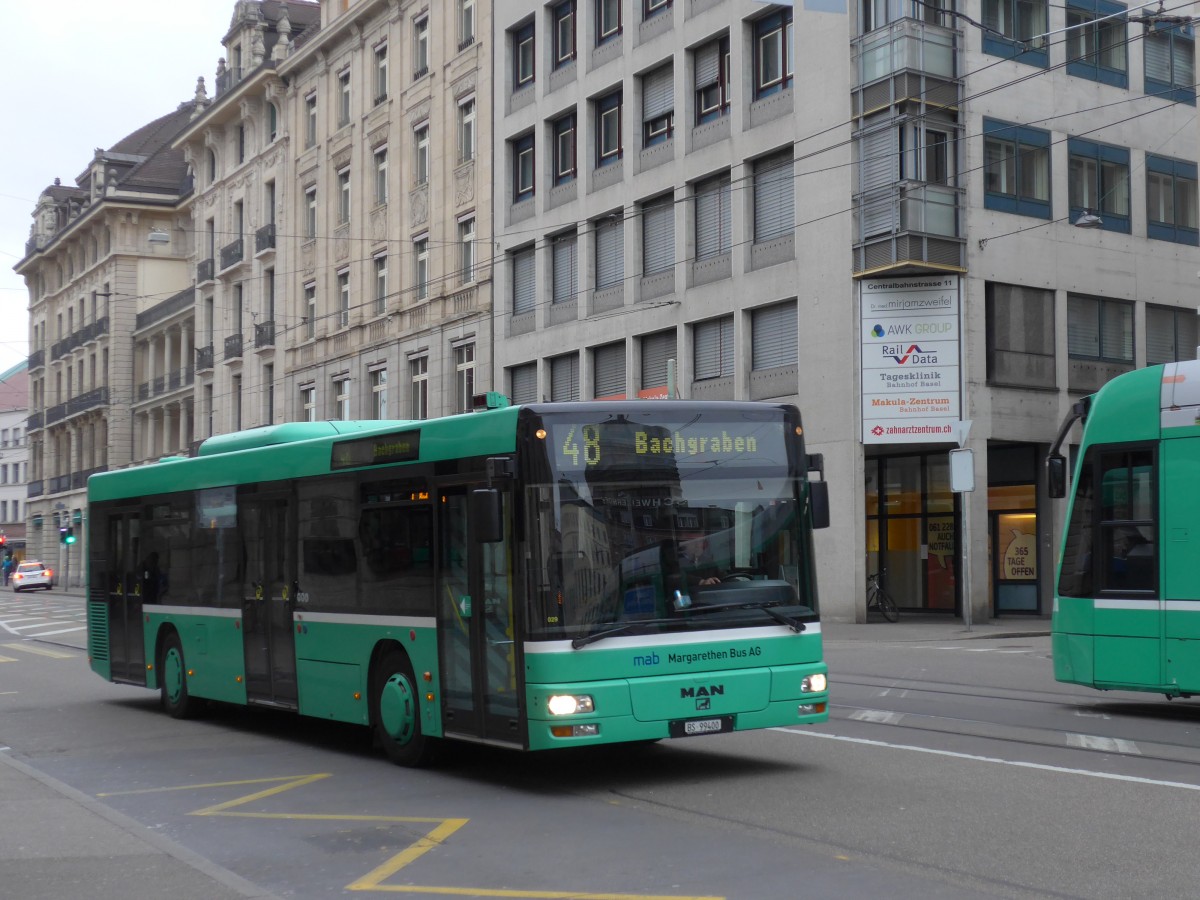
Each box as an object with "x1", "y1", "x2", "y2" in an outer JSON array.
[
  {"x1": 437, "y1": 485, "x2": 520, "y2": 745},
  {"x1": 240, "y1": 492, "x2": 298, "y2": 707}
]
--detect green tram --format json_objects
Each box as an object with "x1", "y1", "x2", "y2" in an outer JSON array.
[
  {"x1": 1048, "y1": 360, "x2": 1200, "y2": 698},
  {"x1": 87, "y1": 400, "x2": 831, "y2": 764}
]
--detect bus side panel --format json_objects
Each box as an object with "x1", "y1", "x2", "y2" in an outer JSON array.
[
  {"x1": 145, "y1": 613, "x2": 248, "y2": 705},
  {"x1": 1094, "y1": 635, "x2": 1160, "y2": 686},
  {"x1": 1164, "y1": 640, "x2": 1200, "y2": 694}
]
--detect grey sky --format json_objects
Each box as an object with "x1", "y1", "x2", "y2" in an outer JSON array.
[{"x1": 0, "y1": 2, "x2": 236, "y2": 374}]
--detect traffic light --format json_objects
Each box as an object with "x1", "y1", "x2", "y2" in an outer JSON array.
[
  {"x1": 0, "y1": 534, "x2": 7, "y2": 547},
  {"x1": 59, "y1": 526, "x2": 68, "y2": 544},
  {"x1": 64, "y1": 527, "x2": 76, "y2": 545}
]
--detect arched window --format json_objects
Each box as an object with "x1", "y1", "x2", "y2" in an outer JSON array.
[
  {"x1": 206, "y1": 148, "x2": 217, "y2": 185},
  {"x1": 266, "y1": 102, "x2": 278, "y2": 142}
]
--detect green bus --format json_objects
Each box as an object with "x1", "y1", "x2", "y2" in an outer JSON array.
[
  {"x1": 87, "y1": 400, "x2": 831, "y2": 765},
  {"x1": 1047, "y1": 360, "x2": 1200, "y2": 698}
]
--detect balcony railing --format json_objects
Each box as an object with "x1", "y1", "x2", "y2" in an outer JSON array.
[
  {"x1": 50, "y1": 474, "x2": 72, "y2": 494},
  {"x1": 27, "y1": 411, "x2": 43, "y2": 432},
  {"x1": 224, "y1": 333, "x2": 244, "y2": 360},
  {"x1": 255, "y1": 320, "x2": 276, "y2": 348},
  {"x1": 196, "y1": 344, "x2": 214, "y2": 371},
  {"x1": 853, "y1": 182, "x2": 965, "y2": 275},
  {"x1": 255, "y1": 223, "x2": 276, "y2": 253},
  {"x1": 220, "y1": 237, "x2": 245, "y2": 270},
  {"x1": 46, "y1": 402, "x2": 67, "y2": 426},
  {"x1": 29, "y1": 348, "x2": 45, "y2": 370},
  {"x1": 854, "y1": 18, "x2": 956, "y2": 85},
  {"x1": 198, "y1": 257, "x2": 215, "y2": 283},
  {"x1": 66, "y1": 386, "x2": 109, "y2": 417},
  {"x1": 27, "y1": 480, "x2": 43, "y2": 499},
  {"x1": 49, "y1": 317, "x2": 111, "y2": 362}
]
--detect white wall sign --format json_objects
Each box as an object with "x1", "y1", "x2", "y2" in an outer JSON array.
[{"x1": 860, "y1": 274, "x2": 961, "y2": 445}]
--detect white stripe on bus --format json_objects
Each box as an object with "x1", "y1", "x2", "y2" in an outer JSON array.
[
  {"x1": 148, "y1": 605, "x2": 242, "y2": 619},
  {"x1": 292, "y1": 612, "x2": 435, "y2": 628},
  {"x1": 1094, "y1": 599, "x2": 1160, "y2": 610},
  {"x1": 523, "y1": 623, "x2": 818, "y2": 653}
]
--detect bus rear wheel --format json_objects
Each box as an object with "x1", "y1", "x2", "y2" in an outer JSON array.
[
  {"x1": 373, "y1": 651, "x2": 436, "y2": 767},
  {"x1": 159, "y1": 632, "x2": 196, "y2": 719}
]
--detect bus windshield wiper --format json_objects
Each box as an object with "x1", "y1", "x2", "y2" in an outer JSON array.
[
  {"x1": 570, "y1": 617, "x2": 676, "y2": 649},
  {"x1": 681, "y1": 600, "x2": 806, "y2": 633}
]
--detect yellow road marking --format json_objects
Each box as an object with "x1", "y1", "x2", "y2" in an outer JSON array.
[
  {"x1": 2, "y1": 643, "x2": 75, "y2": 658},
  {"x1": 0, "y1": 655, "x2": 17, "y2": 663},
  {"x1": 98, "y1": 773, "x2": 722, "y2": 899}
]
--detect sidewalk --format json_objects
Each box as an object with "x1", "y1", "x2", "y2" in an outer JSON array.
[
  {"x1": 822, "y1": 615, "x2": 1051, "y2": 643},
  {"x1": 0, "y1": 752, "x2": 279, "y2": 900}
]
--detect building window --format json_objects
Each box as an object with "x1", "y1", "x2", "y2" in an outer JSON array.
[
  {"x1": 458, "y1": 98, "x2": 476, "y2": 162},
  {"x1": 552, "y1": 230, "x2": 578, "y2": 304},
  {"x1": 337, "y1": 168, "x2": 351, "y2": 224},
  {"x1": 985, "y1": 283, "x2": 1056, "y2": 388},
  {"x1": 597, "y1": 0, "x2": 621, "y2": 44},
  {"x1": 371, "y1": 368, "x2": 389, "y2": 419},
  {"x1": 233, "y1": 374, "x2": 243, "y2": 430},
  {"x1": 410, "y1": 356, "x2": 429, "y2": 419},
  {"x1": 594, "y1": 216, "x2": 624, "y2": 290},
  {"x1": 374, "y1": 43, "x2": 389, "y2": 104},
  {"x1": 1068, "y1": 137, "x2": 1130, "y2": 233},
  {"x1": 1147, "y1": 155, "x2": 1199, "y2": 245},
  {"x1": 1067, "y1": 294, "x2": 1133, "y2": 363},
  {"x1": 512, "y1": 247, "x2": 536, "y2": 315},
  {"x1": 593, "y1": 342, "x2": 626, "y2": 399},
  {"x1": 374, "y1": 254, "x2": 388, "y2": 316},
  {"x1": 513, "y1": 133, "x2": 535, "y2": 201},
  {"x1": 454, "y1": 343, "x2": 476, "y2": 412},
  {"x1": 553, "y1": 113, "x2": 576, "y2": 184},
  {"x1": 752, "y1": 301, "x2": 798, "y2": 370},
  {"x1": 337, "y1": 269, "x2": 350, "y2": 327},
  {"x1": 414, "y1": 17, "x2": 430, "y2": 78},
  {"x1": 551, "y1": 353, "x2": 580, "y2": 401},
  {"x1": 694, "y1": 317, "x2": 734, "y2": 380},
  {"x1": 1145, "y1": 22, "x2": 1195, "y2": 103},
  {"x1": 333, "y1": 376, "x2": 351, "y2": 420},
  {"x1": 553, "y1": 0, "x2": 576, "y2": 67},
  {"x1": 304, "y1": 282, "x2": 317, "y2": 339},
  {"x1": 1146, "y1": 305, "x2": 1199, "y2": 364},
  {"x1": 642, "y1": 64, "x2": 674, "y2": 147},
  {"x1": 264, "y1": 364, "x2": 275, "y2": 422},
  {"x1": 753, "y1": 151, "x2": 795, "y2": 243},
  {"x1": 374, "y1": 146, "x2": 388, "y2": 205},
  {"x1": 754, "y1": 9, "x2": 793, "y2": 98},
  {"x1": 459, "y1": 217, "x2": 476, "y2": 283},
  {"x1": 305, "y1": 186, "x2": 317, "y2": 238},
  {"x1": 642, "y1": 194, "x2": 674, "y2": 275},
  {"x1": 236, "y1": 123, "x2": 246, "y2": 164},
  {"x1": 983, "y1": 119, "x2": 1051, "y2": 219},
  {"x1": 1066, "y1": 0, "x2": 1127, "y2": 87},
  {"x1": 695, "y1": 36, "x2": 730, "y2": 124},
  {"x1": 305, "y1": 93, "x2": 317, "y2": 147},
  {"x1": 414, "y1": 237, "x2": 429, "y2": 301},
  {"x1": 510, "y1": 363, "x2": 538, "y2": 404},
  {"x1": 641, "y1": 331, "x2": 675, "y2": 395},
  {"x1": 414, "y1": 125, "x2": 429, "y2": 185},
  {"x1": 644, "y1": 0, "x2": 671, "y2": 21},
  {"x1": 596, "y1": 91, "x2": 623, "y2": 167},
  {"x1": 514, "y1": 22, "x2": 535, "y2": 87},
  {"x1": 982, "y1": 0, "x2": 1049, "y2": 65},
  {"x1": 694, "y1": 174, "x2": 732, "y2": 260},
  {"x1": 301, "y1": 385, "x2": 316, "y2": 422},
  {"x1": 337, "y1": 69, "x2": 351, "y2": 126},
  {"x1": 460, "y1": 0, "x2": 476, "y2": 46}
]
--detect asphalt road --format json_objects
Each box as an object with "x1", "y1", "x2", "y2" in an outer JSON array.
[{"x1": 3, "y1": 590, "x2": 1199, "y2": 899}]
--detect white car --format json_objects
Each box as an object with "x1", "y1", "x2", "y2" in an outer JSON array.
[{"x1": 13, "y1": 561, "x2": 53, "y2": 592}]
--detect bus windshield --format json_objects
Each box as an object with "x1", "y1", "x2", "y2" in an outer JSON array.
[{"x1": 523, "y1": 407, "x2": 816, "y2": 641}]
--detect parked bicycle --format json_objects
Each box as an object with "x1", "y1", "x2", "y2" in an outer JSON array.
[{"x1": 866, "y1": 572, "x2": 899, "y2": 622}]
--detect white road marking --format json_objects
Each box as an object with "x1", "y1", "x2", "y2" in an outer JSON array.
[
  {"x1": 1067, "y1": 734, "x2": 1141, "y2": 754},
  {"x1": 27, "y1": 626, "x2": 86, "y2": 637},
  {"x1": 774, "y1": 729, "x2": 1189, "y2": 790},
  {"x1": 849, "y1": 709, "x2": 904, "y2": 725}
]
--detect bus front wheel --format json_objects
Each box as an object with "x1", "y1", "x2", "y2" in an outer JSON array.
[
  {"x1": 159, "y1": 632, "x2": 195, "y2": 719},
  {"x1": 373, "y1": 651, "x2": 436, "y2": 767}
]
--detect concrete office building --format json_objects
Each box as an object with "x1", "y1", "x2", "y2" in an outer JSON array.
[{"x1": 491, "y1": 0, "x2": 1200, "y2": 621}]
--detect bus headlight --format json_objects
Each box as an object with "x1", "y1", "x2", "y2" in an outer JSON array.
[
  {"x1": 801, "y1": 673, "x2": 827, "y2": 693},
  {"x1": 547, "y1": 694, "x2": 594, "y2": 715}
]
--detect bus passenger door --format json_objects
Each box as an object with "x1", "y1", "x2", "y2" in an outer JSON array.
[
  {"x1": 240, "y1": 493, "x2": 298, "y2": 708},
  {"x1": 107, "y1": 511, "x2": 145, "y2": 684},
  {"x1": 438, "y1": 485, "x2": 520, "y2": 745}
]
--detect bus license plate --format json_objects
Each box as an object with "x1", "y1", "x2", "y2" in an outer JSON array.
[{"x1": 670, "y1": 716, "x2": 733, "y2": 738}]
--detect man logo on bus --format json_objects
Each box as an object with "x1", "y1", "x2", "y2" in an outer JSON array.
[{"x1": 680, "y1": 684, "x2": 724, "y2": 698}]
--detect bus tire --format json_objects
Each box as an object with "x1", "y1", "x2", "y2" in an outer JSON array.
[
  {"x1": 373, "y1": 651, "x2": 436, "y2": 767},
  {"x1": 159, "y1": 632, "x2": 195, "y2": 720}
]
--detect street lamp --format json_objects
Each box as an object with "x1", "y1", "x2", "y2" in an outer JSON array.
[
  {"x1": 1074, "y1": 209, "x2": 1104, "y2": 229},
  {"x1": 148, "y1": 228, "x2": 170, "y2": 244}
]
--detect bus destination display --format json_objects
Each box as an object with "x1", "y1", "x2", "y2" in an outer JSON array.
[
  {"x1": 546, "y1": 418, "x2": 787, "y2": 472},
  {"x1": 330, "y1": 430, "x2": 421, "y2": 471}
]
